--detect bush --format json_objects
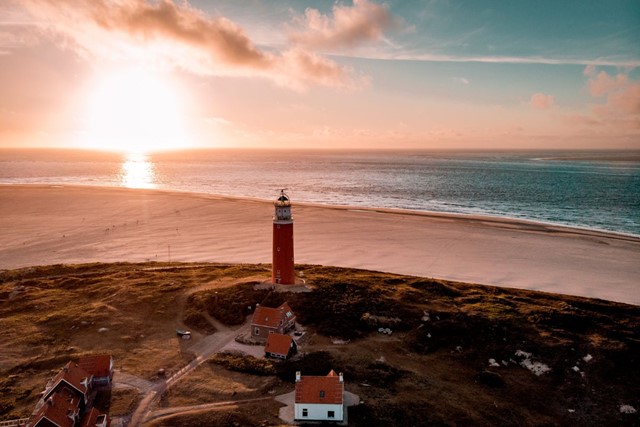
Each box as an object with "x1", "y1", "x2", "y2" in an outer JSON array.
[{"x1": 209, "y1": 353, "x2": 275, "y2": 376}]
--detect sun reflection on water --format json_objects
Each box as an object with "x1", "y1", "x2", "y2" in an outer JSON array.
[{"x1": 121, "y1": 152, "x2": 156, "y2": 189}]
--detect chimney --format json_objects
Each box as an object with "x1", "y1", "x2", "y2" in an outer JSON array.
[
  {"x1": 295, "y1": 371, "x2": 301, "y2": 382},
  {"x1": 339, "y1": 372, "x2": 344, "y2": 383}
]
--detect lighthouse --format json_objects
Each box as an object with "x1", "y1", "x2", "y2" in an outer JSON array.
[{"x1": 272, "y1": 189, "x2": 295, "y2": 284}]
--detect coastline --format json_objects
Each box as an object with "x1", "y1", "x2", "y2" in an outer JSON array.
[{"x1": 2, "y1": 184, "x2": 639, "y2": 305}]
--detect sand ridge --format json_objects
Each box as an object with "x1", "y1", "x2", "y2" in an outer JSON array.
[{"x1": 1, "y1": 184, "x2": 639, "y2": 305}]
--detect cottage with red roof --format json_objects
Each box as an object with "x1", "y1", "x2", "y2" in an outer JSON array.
[
  {"x1": 250, "y1": 302, "x2": 296, "y2": 342},
  {"x1": 77, "y1": 354, "x2": 114, "y2": 387},
  {"x1": 29, "y1": 387, "x2": 81, "y2": 427},
  {"x1": 294, "y1": 370, "x2": 344, "y2": 423},
  {"x1": 42, "y1": 362, "x2": 91, "y2": 407},
  {"x1": 27, "y1": 357, "x2": 111, "y2": 427},
  {"x1": 264, "y1": 333, "x2": 297, "y2": 359}
]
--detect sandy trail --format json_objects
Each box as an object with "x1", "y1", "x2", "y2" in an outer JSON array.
[{"x1": 1, "y1": 185, "x2": 639, "y2": 305}]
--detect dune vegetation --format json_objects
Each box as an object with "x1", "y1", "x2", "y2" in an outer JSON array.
[{"x1": 1, "y1": 262, "x2": 638, "y2": 426}]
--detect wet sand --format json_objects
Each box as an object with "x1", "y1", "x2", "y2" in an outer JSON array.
[{"x1": 1, "y1": 185, "x2": 639, "y2": 305}]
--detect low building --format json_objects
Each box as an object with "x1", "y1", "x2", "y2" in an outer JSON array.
[
  {"x1": 294, "y1": 370, "x2": 344, "y2": 423},
  {"x1": 29, "y1": 388, "x2": 81, "y2": 427},
  {"x1": 251, "y1": 302, "x2": 296, "y2": 342},
  {"x1": 264, "y1": 333, "x2": 297, "y2": 359},
  {"x1": 77, "y1": 355, "x2": 114, "y2": 388},
  {"x1": 42, "y1": 362, "x2": 91, "y2": 407},
  {"x1": 27, "y1": 357, "x2": 111, "y2": 427}
]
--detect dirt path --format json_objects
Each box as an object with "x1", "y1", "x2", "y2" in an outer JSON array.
[
  {"x1": 113, "y1": 371, "x2": 155, "y2": 392},
  {"x1": 144, "y1": 397, "x2": 273, "y2": 424},
  {"x1": 127, "y1": 318, "x2": 251, "y2": 427}
]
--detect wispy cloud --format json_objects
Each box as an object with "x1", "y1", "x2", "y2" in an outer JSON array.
[
  {"x1": 287, "y1": 0, "x2": 407, "y2": 50},
  {"x1": 17, "y1": 0, "x2": 364, "y2": 90},
  {"x1": 338, "y1": 52, "x2": 640, "y2": 67}
]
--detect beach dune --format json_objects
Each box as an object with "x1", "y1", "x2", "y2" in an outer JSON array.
[{"x1": 1, "y1": 185, "x2": 639, "y2": 305}]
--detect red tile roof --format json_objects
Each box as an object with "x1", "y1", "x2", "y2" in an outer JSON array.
[
  {"x1": 29, "y1": 388, "x2": 79, "y2": 427},
  {"x1": 78, "y1": 355, "x2": 113, "y2": 379},
  {"x1": 80, "y1": 407, "x2": 110, "y2": 427},
  {"x1": 251, "y1": 302, "x2": 295, "y2": 328},
  {"x1": 265, "y1": 333, "x2": 294, "y2": 356},
  {"x1": 45, "y1": 362, "x2": 90, "y2": 399},
  {"x1": 295, "y1": 370, "x2": 343, "y2": 405}
]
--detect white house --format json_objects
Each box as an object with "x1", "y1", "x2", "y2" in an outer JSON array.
[{"x1": 294, "y1": 370, "x2": 344, "y2": 422}]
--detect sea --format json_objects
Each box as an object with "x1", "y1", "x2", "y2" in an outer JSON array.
[{"x1": 1, "y1": 149, "x2": 639, "y2": 236}]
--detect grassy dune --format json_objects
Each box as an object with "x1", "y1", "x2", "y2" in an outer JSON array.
[{"x1": 1, "y1": 262, "x2": 638, "y2": 426}]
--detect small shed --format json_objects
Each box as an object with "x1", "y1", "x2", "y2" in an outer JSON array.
[{"x1": 264, "y1": 333, "x2": 297, "y2": 359}]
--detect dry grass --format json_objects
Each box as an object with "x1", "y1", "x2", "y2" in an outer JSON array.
[
  {"x1": 159, "y1": 362, "x2": 285, "y2": 408},
  {"x1": 0, "y1": 262, "x2": 270, "y2": 420},
  {"x1": 105, "y1": 389, "x2": 140, "y2": 417},
  {"x1": 146, "y1": 401, "x2": 284, "y2": 427},
  {"x1": 1, "y1": 262, "x2": 639, "y2": 426}
]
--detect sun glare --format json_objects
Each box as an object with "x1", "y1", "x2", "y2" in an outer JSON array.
[
  {"x1": 82, "y1": 68, "x2": 191, "y2": 153},
  {"x1": 121, "y1": 152, "x2": 156, "y2": 189}
]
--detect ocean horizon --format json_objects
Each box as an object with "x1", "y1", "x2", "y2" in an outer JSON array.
[{"x1": 1, "y1": 148, "x2": 639, "y2": 236}]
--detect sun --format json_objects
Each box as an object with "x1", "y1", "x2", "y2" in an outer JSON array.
[{"x1": 81, "y1": 68, "x2": 192, "y2": 153}]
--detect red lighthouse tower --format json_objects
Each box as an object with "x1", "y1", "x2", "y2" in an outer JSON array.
[{"x1": 272, "y1": 189, "x2": 295, "y2": 284}]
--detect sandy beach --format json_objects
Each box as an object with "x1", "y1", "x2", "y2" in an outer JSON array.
[{"x1": 1, "y1": 184, "x2": 639, "y2": 305}]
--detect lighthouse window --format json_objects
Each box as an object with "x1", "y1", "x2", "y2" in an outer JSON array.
[{"x1": 277, "y1": 247, "x2": 280, "y2": 252}]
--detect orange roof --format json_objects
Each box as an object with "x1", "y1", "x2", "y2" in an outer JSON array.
[
  {"x1": 265, "y1": 333, "x2": 294, "y2": 356},
  {"x1": 46, "y1": 362, "x2": 90, "y2": 398},
  {"x1": 30, "y1": 388, "x2": 79, "y2": 427},
  {"x1": 251, "y1": 302, "x2": 295, "y2": 328},
  {"x1": 295, "y1": 370, "x2": 343, "y2": 405},
  {"x1": 78, "y1": 355, "x2": 112, "y2": 378}
]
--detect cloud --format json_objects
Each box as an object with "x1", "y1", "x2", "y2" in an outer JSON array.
[
  {"x1": 288, "y1": 0, "x2": 404, "y2": 49},
  {"x1": 588, "y1": 71, "x2": 629, "y2": 97},
  {"x1": 352, "y1": 52, "x2": 640, "y2": 67},
  {"x1": 18, "y1": 0, "x2": 360, "y2": 90},
  {"x1": 587, "y1": 70, "x2": 640, "y2": 116},
  {"x1": 564, "y1": 68, "x2": 640, "y2": 134},
  {"x1": 583, "y1": 64, "x2": 596, "y2": 77},
  {"x1": 530, "y1": 93, "x2": 555, "y2": 109}
]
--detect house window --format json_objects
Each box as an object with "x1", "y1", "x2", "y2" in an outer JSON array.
[
  {"x1": 254, "y1": 327, "x2": 260, "y2": 335},
  {"x1": 319, "y1": 390, "x2": 325, "y2": 398},
  {"x1": 328, "y1": 411, "x2": 335, "y2": 418},
  {"x1": 302, "y1": 408, "x2": 308, "y2": 417}
]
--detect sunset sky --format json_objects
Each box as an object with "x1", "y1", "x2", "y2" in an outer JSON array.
[{"x1": 1, "y1": 0, "x2": 639, "y2": 152}]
